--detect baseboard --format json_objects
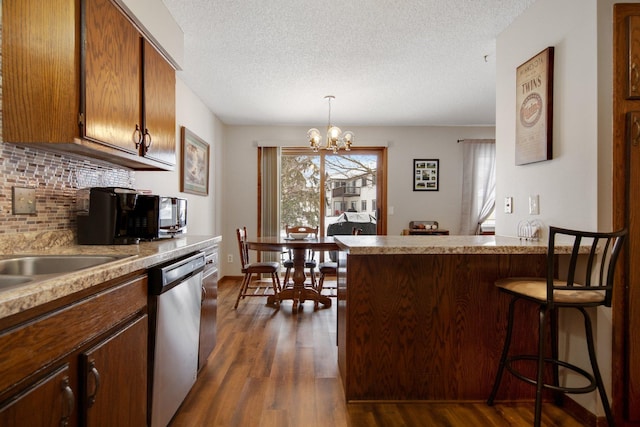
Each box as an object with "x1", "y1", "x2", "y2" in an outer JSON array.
[{"x1": 561, "y1": 396, "x2": 600, "y2": 427}]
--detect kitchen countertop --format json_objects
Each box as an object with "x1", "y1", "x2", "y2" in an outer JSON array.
[
  {"x1": 333, "y1": 234, "x2": 576, "y2": 255},
  {"x1": 0, "y1": 233, "x2": 221, "y2": 320}
]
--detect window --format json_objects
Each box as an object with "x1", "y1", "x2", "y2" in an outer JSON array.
[
  {"x1": 459, "y1": 139, "x2": 496, "y2": 235},
  {"x1": 259, "y1": 147, "x2": 387, "y2": 237}
]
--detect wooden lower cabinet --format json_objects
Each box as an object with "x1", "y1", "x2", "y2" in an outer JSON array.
[
  {"x1": 81, "y1": 315, "x2": 147, "y2": 427},
  {"x1": 198, "y1": 244, "x2": 219, "y2": 371},
  {"x1": 0, "y1": 275, "x2": 148, "y2": 426},
  {"x1": 0, "y1": 365, "x2": 74, "y2": 427}
]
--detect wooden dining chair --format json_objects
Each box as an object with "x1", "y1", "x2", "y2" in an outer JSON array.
[
  {"x1": 234, "y1": 227, "x2": 281, "y2": 309},
  {"x1": 282, "y1": 225, "x2": 319, "y2": 289},
  {"x1": 486, "y1": 226, "x2": 626, "y2": 427},
  {"x1": 316, "y1": 227, "x2": 362, "y2": 306}
]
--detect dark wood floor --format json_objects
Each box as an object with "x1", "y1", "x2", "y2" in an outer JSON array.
[{"x1": 169, "y1": 277, "x2": 584, "y2": 426}]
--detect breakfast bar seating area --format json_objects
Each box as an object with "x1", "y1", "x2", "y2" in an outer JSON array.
[
  {"x1": 333, "y1": 235, "x2": 586, "y2": 403},
  {"x1": 205, "y1": 228, "x2": 618, "y2": 425}
]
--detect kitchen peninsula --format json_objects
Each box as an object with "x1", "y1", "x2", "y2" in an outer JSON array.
[{"x1": 333, "y1": 234, "x2": 564, "y2": 402}]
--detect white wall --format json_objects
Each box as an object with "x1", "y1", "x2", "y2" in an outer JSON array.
[
  {"x1": 220, "y1": 125, "x2": 494, "y2": 276},
  {"x1": 496, "y1": 0, "x2": 599, "y2": 238},
  {"x1": 117, "y1": 0, "x2": 184, "y2": 69},
  {"x1": 135, "y1": 78, "x2": 224, "y2": 238},
  {"x1": 496, "y1": 0, "x2": 619, "y2": 417}
]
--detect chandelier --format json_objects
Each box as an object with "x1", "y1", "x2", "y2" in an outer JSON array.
[{"x1": 307, "y1": 95, "x2": 354, "y2": 153}]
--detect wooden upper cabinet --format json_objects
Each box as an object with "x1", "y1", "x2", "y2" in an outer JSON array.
[
  {"x1": 142, "y1": 41, "x2": 177, "y2": 166},
  {"x1": 83, "y1": 0, "x2": 142, "y2": 157},
  {"x1": 82, "y1": 0, "x2": 176, "y2": 169},
  {"x1": 2, "y1": 0, "x2": 80, "y2": 143},
  {"x1": 1, "y1": 0, "x2": 176, "y2": 170}
]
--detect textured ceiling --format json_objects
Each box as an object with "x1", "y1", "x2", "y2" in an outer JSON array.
[{"x1": 161, "y1": 0, "x2": 537, "y2": 126}]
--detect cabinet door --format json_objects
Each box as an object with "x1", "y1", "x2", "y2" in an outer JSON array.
[
  {"x1": 2, "y1": 0, "x2": 80, "y2": 143},
  {"x1": 83, "y1": 0, "x2": 142, "y2": 155},
  {"x1": 80, "y1": 314, "x2": 147, "y2": 427},
  {"x1": 614, "y1": 5, "x2": 640, "y2": 423},
  {"x1": 0, "y1": 364, "x2": 74, "y2": 427},
  {"x1": 142, "y1": 40, "x2": 177, "y2": 167}
]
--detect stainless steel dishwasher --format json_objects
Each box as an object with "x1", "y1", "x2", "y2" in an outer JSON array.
[{"x1": 148, "y1": 251, "x2": 205, "y2": 427}]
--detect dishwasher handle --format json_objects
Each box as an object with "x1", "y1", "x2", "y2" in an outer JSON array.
[{"x1": 149, "y1": 251, "x2": 205, "y2": 294}]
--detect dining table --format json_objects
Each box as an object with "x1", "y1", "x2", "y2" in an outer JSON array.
[{"x1": 245, "y1": 236, "x2": 339, "y2": 313}]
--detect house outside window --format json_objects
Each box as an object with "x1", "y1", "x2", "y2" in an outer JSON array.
[{"x1": 273, "y1": 148, "x2": 386, "y2": 236}]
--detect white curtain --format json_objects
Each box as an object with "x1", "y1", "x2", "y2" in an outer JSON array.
[{"x1": 459, "y1": 139, "x2": 496, "y2": 235}]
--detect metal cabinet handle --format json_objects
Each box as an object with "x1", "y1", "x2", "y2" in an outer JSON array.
[
  {"x1": 87, "y1": 360, "x2": 101, "y2": 408},
  {"x1": 202, "y1": 285, "x2": 207, "y2": 305},
  {"x1": 60, "y1": 376, "x2": 74, "y2": 427},
  {"x1": 633, "y1": 115, "x2": 640, "y2": 147},
  {"x1": 632, "y1": 62, "x2": 640, "y2": 93},
  {"x1": 133, "y1": 124, "x2": 143, "y2": 149},
  {"x1": 143, "y1": 128, "x2": 152, "y2": 154}
]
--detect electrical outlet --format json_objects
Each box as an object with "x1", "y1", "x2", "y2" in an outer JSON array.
[
  {"x1": 227, "y1": 254, "x2": 233, "y2": 263},
  {"x1": 504, "y1": 197, "x2": 513, "y2": 214}
]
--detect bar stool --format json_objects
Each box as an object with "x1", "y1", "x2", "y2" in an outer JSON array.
[{"x1": 487, "y1": 226, "x2": 626, "y2": 427}]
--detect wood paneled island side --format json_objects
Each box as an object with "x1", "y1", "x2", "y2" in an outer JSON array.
[{"x1": 333, "y1": 235, "x2": 565, "y2": 402}]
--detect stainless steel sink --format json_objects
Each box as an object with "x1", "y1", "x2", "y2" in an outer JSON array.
[
  {"x1": 0, "y1": 255, "x2": 126, "y2": 276},
  {"x1": 0, "y1": 276, "x2": 33, "y2": 288}
]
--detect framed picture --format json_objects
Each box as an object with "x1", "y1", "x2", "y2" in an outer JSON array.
[
  {"x1": 515, "y1": 46, "x2": 554, "y2": 165},
  {"x1": 180, "y1": 126, "x2": 210, "y2": 196},
  {"x1": 413, "y1": 159, "x2": 439, "y2": 191}
]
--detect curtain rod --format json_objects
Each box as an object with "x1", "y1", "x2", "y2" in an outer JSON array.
[{"x1": 457, "y1": 139, "x2": 495, "y2": 143}]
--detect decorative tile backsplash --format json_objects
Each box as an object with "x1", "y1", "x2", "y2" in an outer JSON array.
[{"x1": 0, "y1": 143, "x2": 135, "y2": 235}]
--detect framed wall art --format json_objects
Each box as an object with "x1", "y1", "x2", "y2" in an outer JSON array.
[
  {"x1": 180, "y1": 126, "x2": 210, "y2": 196},
  {"x1": 515, "y1": 46, "x2": 554, "y2": 165},
  {"x1": 413, "y1": 159, "x2": 439, "y2": 191}
]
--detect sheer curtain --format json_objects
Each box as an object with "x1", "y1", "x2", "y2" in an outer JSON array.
[{"x1": 459, "y1": 139, "x2": 496, "y2": 235}]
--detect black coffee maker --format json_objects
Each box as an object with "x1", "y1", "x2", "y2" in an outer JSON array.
[{"x1": 77, "y1": 187, "x2": 157, "y2": 245}]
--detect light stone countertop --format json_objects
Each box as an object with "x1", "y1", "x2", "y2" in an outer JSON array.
[
  {"x1": 1, "y1": 233, "x2": 574, "y2": 321},
  {"x1": 333, "y1": 234, "x2": 573, "y2": 255},
  {"x1": 0, "y1": 233, "x2": 222, "y2": 320}
]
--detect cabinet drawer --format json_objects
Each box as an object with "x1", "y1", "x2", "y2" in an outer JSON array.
[
  {"x1": 0, "y1": 364, "x2": 74, "y2": 426},
  {"x1": 0, "y1": 276, "x2": 147, "y2": 393}
]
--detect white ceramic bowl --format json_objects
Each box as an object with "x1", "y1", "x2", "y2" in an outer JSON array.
[{"x1": 289, "y1": 232, "x2": 309, "y2": 240}]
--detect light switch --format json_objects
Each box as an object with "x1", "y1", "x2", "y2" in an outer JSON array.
[
  {"x1": 504, "y1": 197, "x2": 513, "y2": 214},
  {"x1": 529, "y1": 195, "x2": 540, "y2": 215},
  {"x1": 12, "y1": 186, "x2": 37, "y2": 215}
]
